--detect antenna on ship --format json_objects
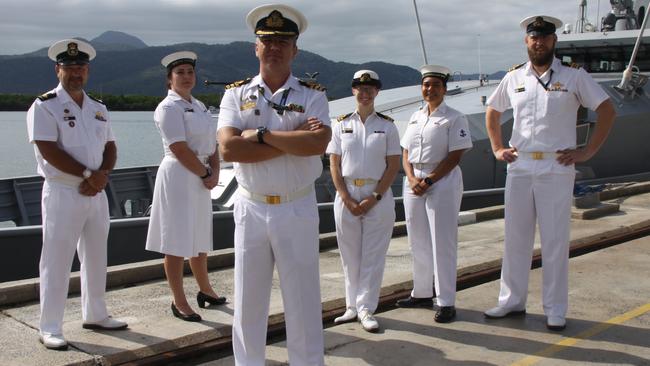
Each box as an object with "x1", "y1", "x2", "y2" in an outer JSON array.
[{"x1": 412, "y1": 0, "x2": 428, "y2": 65}]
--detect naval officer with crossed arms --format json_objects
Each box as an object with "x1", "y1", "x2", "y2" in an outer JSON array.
[{"x1": 218, "y1": 4, "x2": 331, "y2": 365}]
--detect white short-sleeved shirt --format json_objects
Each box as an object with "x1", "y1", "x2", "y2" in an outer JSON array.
[
  {"x1": 326, "y1": 111, "x2": 401, "y2": 180},
  {"x1": 487, "y1": 57, "x2": 609, "y2": 153},
  {"x1": 218, "y1": 74, "x2": 330, "y2": 195},
  {"x1": 400, "y1": 102, "x2": 473, "y2": 164},
  {"x1": 154, "y1": 90, "x2": 217, "y2": 157},
  {"x1": 26, "y1": 83, "x2": 115, "y2": 180}
]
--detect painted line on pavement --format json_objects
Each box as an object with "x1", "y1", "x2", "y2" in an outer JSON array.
[{"x1": 511, "y1": 302, "x2": 650, "y2": 366}]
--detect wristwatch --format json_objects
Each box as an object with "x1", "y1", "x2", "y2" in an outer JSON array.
[
  {"x1": 256, "y1": 126, "x2": 268, "y2": 144},
  {"x1": 200, "y1": 167, "x2": 212, "y2": 179},
  {"x1": 424, "y1": 177, "x2": 433, "y2": 186},
  {"x1": 82, "y1": 168, "x2": 92, "y2": 179},
  {"x1": 372, "y1": 191, "x2": 382, "y2": 201}
]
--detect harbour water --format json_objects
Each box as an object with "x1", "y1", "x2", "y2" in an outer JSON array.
[{"x1": 0, "y1": 111, "x2": 165, "y2": 179}]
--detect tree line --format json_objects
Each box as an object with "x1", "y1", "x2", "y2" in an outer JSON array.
[{"x1": 0, "y1": 93, "x2": 222, "y2": 112}]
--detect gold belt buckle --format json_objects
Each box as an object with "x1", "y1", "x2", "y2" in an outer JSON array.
[
  {"x1": 353, "y1": 179, "x2": 365, "y2": 187},
  {"x1": 265, "y1": 195, "x2": 281, "y2": 204},
  {"x1": 531, "y1": 152, "x2": 544, "y2": 160}
]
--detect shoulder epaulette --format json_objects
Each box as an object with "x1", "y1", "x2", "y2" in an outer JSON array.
[
  {"x1": 561, "y1": 61, "x2": 581, "y2": 69},
  {"x1": 299, "y1": 79, "x2": 326, "y2": 92},
  {"x1": 37, "y1": 92, "x2": 57, "y2": 102},
  {"x1": 376, "y1": 112, "x2": 394, "y2": 122},
  {"x1": 508, "y1": 62, "x2": 526, "y2": 72},
  {"x1": 336, "y1": 112, "x2": 353, "y2": 122},
  {"x1": 87, "y1": 94, "x2": 106, "y2": 105},
  {"x1": 225, "y1": 78, "x2": 252, "y2": 90}
]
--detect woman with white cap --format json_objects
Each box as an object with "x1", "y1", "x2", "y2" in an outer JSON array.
[
  {"x1": 146, "y1": 51, "x2": 225, "y2": 322},
  {"x1": 327, "y1": 70, "x2": 401, "y2": 332},
  {"x1": 396, "y1": 65, "x2": 472, "y2": 323}
]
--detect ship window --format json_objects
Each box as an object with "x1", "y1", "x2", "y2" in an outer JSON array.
[{"x1": 556, "y1": 44, "x2": 650, "y2": 72}]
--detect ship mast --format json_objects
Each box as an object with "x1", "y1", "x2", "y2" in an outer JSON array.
[{"x1": 412, "y1": 0, "x2": 428, "y2": 65}]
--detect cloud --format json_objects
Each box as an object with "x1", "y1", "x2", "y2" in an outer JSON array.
[{"x1": 0, "y1": 0, "x2": 610, "y2": 73}]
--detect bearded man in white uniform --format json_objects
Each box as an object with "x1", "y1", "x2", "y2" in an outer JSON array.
[
  {"x1": 217, "y1": 4, "x2": 331, "y2": 366},
  {"x1": 26, "y1": 39, "x2": 127, "y2": 350},
  {"x1": 484, "y1": 15, "x2": 616, "y2": 331}
]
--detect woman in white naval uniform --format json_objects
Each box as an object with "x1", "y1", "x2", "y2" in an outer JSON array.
[
  {"x1": 327, "y1": 70, "x2": 401, "y2": 332},
  {"x1": 146, "y1": 51, "x2": 225, "y2": 322},
  {"x1": 396, "y1": 65, "x2": 473, "y2": 323}
]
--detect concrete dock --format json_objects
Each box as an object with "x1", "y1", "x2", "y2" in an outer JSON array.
[{"x1": 1, "y1": 184, "x2": 649, "y2": 366}]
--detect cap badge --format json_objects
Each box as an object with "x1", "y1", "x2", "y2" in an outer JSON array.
[
  {"x1": 533, "y1": 17, "x2": 545, "y2": 27},
  {"x1": 360, "y1": 73, "x2": 371, "y2": 82},
  {"x1": 266, "y1": 10, "x2": 284, "y2": 29},
  {"x1": 67, "y1": 42, "x2": 79, "y2": 56}
]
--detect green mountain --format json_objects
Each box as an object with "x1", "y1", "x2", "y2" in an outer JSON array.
[{"x1": 0, "y1": 32, "x2": 422, "y2": 100}]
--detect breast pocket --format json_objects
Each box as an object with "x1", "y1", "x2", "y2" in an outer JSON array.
[
  {"x1": 95, "y1": 120, "x2": 108, "y2": 142},
  {"x1": 185, "y1": 112, "x2": 211, "y2": 136},
  {"x1": 367, "y1": 132, "x2": 387, "y2": 156},
  {"x1": 545, "y1": 91, "x2": 573, "y2": 116},
  {"x1": 341, "y1": 132, "x2": 356, "y2": 152},
  {"x1": 59, "y1": 119, "x2": 85, "y2": 147}
]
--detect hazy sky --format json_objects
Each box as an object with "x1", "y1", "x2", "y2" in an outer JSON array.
[{"x1": 0, "y1": 0, "x2": 613, "y2": 73}]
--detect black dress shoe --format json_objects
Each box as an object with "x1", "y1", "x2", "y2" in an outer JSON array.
[
  {"x1": 197, "y1": 291, "x2": 227, "y2": 308},
  {"x1": 171, "y1": 303, "x2": 202, "y2": 322},
  {"x1": 395, "y1": 296, "x2": 434, "y2": 308},
  {"x1": 434, "y1": 306, "x2": 456, "y2": 323}
]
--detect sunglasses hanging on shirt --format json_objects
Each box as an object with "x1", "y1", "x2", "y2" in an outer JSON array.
[{"x1": 258, "y1": 86, "x2": 291, "y2": 115}]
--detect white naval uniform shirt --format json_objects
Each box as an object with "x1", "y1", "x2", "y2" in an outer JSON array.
[
  {"x1": 487, "y1": 57, "x2": 609, "y2": 173},
  {"x1": 26, "y1": 83, "x2": 115, "y2": 181},
  {"x1": 154, "y1": 90, "x2": 217, "y2": 157},
  {"x1": 400, "y1": 102, "x2": 473, "y2": 165},
  {"x1": 326, "y1": 111, "x2": 401, "y2": 179},
  {"x1": 218, "y1": 74, "x2": 330, "y2": 195}
]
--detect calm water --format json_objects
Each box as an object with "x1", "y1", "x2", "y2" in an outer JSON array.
[{"x1": 0, "y1": 111, "x2": 165, "y2": 179}]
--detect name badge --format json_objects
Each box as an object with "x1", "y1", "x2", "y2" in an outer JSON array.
[
  {"x1": 514, "y1": 86, "x2": 525, "y2": 93},
  {"x1": 342, "y1": 128, "x2": 353, "y2": 134},
  {"x1": 373, "y1": 130, "x2": 385, "y2": 134},
  {"x1": 184, "y1": 108, "x2": 194, "y2": 113}
]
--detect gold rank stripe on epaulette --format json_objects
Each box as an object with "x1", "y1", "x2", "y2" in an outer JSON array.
[
  {"x1": 336, "y1": 112, "x2": 353, "y2": 122},
  {"x1": 225, "y1": 78, "x2": 253, "y2": 90},
  {"x1": 298, "y1": 79, "x2": 327, "y2": 92},
  {"x1": 508, "y1": 62, "x2": 526, "y2": 72},
  {"x1": 87, "y1": 94, "x2": 106, "y2": 105},
  {"x1": 37, "y1": 92, "x2": 57, "y2": 101},
  {"x1": 376, "y1": 112, "x2": 394, "y2": 122}
]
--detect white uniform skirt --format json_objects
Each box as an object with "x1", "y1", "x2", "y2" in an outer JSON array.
[{"x1": 146, "y1": 156, "x2": 213, "y2": 258}]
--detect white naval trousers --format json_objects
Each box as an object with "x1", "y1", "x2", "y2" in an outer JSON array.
[
  {"x1": 39, "y1": 181, "x2": 110, "y2": 335},
  {"x1": 333, "y1": 183, "x2": 395, "y2": 314},
  {"x1": 232, "y1": 191, "x2": 324, "y2": 366},
  {"x1": 498, "y1": 167, "x2": 575, "y2": 318},
  {"x1": 403, "y1": 166, "x2": 463, "y2": 306}
]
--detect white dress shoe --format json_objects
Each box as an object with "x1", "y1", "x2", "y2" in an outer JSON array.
[
  {"x1": 358, "y1": 310, "x2": 379, "y2": 332},
  {"x1": 39, "y1": 333, "x2": 68, "y2": 350},
  {"x1": 484, "y1": 306, "x2": 526, "y2": 319},
  {"x1": 546, "y1": 316, "x2": 566, "y2": 331},
  {"x1": 82, "y1": 316, "x2": 128, "y2": 330},
  {"x1": 334, "y1": 307, "x2": 357, "y2": 324}
]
